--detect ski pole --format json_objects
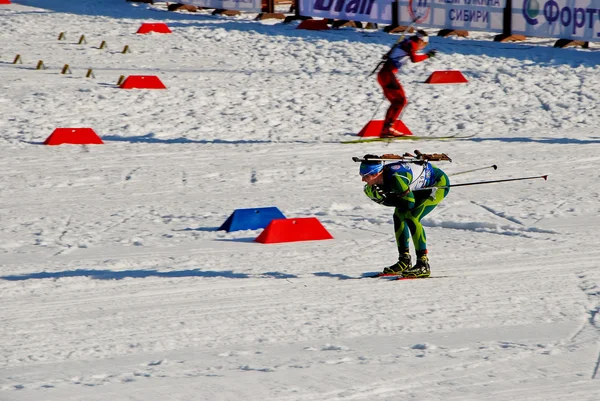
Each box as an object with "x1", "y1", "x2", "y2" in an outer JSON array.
[
  {"x1": 415, "y1": 175, "x2": 548, "y2": 191},
  {"x1": 450, "y1": 164, "x2": 498, "y2": 176},
  {"x1": 393, "y1": 17, "x2": 421, "y2": 42},
  {"x1": 369, "y1": 98, "x2": 386, "y2": 121}
]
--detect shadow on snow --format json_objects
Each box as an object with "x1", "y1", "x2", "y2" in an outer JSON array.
[
  {"x1": 0, "y1": 268, "x2": 297, "y2": 281},
  {"x1": 102, "y1": 134, "x2": 273, "y2": 145},
  {"x1": 0, "y1": 269, "x2": 375, "y2": 281}
]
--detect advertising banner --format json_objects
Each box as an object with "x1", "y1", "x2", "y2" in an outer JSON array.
[
  {"x1": 396, "y1": 0, "x2": 506, "y2": 32},
  {"x1": 297, "y1": 0, "x2": 394, "y2": 23},
  {"x1": 512, "y1": 0, "x2": 600, "y2": 41},
  {"x1": 185, "y1": 0, "x2": 264, "y2": 13}
]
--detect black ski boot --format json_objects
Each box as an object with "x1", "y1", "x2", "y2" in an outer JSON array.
[
  {"x1": 382, "y1": 253, "x2": 412, "y2": 275},
  {"x1": 403, "y1": 254, "x2": 431, "y2": 278}
]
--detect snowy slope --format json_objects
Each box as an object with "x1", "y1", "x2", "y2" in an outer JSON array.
[{"x1": 1, "y1": 1, "x2": 599, "y2": 400}]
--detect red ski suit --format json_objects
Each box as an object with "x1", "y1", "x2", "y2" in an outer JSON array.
[{"x1": 377, "y1": 39, "x2": 429, "y2": 131}]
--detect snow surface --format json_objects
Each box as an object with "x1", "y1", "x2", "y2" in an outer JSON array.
[{"x1": 1, "y1": 1, "x2": 600, "y2": 400}]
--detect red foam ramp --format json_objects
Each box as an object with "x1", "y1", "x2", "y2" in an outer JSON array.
[
  {"x1": 357, "y1": 120, "x2": 412, "y2": 137},
  {"x1": 44, "y1": 128, "x2": 103, "y2": 146},
  {"x1": 425, "y1": 70, "x2": 468, "y2": 84},
  {"x1": 297, "y1": 19, "x2": 330, "y2": 31},
  {"x1": 120, "y1": 75, "x2": 166, "y2": 89},
  {"x1": 255, "y1": 218, "x2": 333, "y2": 244},
  {"x1": 136, "y1": 23, "x2": 172, "y2": 34},
  {"x1": 0, "y1": 0, "x2": 12, "y2": 4}
]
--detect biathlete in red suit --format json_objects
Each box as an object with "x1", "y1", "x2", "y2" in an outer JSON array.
[{"x1": 377, "y1": 30, "x2": 437, "y2": 137}]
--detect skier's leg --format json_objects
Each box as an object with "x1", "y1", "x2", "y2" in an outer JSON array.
[
  {"x1": 385, "y1": 78, "x2": 407, "y2": 119},
  {"x1": 378, "y1": 67, "x2": 407, "y2": 136},
  {"x1": 382, "y1": 208, "x2": 412, "y2": 274},
  {"x1": 406, "y1": 170, "x2": 450, "y2": 253},
  {"x1": 403, "y1": 171, "x2": 450, "y2": 277},
  {"x1": 393, "y1": 208, "x2": 411, "y2": 253},
  {"x1": 382, "y1": 83, "x2": 407, "y2": 136}
]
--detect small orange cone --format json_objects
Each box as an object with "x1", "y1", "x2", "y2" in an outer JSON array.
[
  {"x1": 136, "y1": 23, "x2": 172, "y2": 34},
  {"x1": 425, "y1": 71, "x2": 468, "y2": 84},
  {"x1": 255, "y1": 218, "x2": 333, "y2": 244},
  {"x1": 357, "y1": 120, "x2": 412, "y2": 137},
  {"x1": 44, "y1": 128, "x2": 103, "y2": 146},
  {"x1": 119, "y1": 75, "x2": 166, "y2": 89}
]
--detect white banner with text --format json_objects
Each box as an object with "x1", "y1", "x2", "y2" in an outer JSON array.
[
  {"x1": 396, "y1": 0, "x2": 506, "y2": 32},
  {"x1": 297, "y1": 0, "x2": 394, "y2": 23},
  {"x1": 512, "y1": 0, "x2": 600, "y2": 41},
  {"x1": 185, "y1": 0, "x2": 263, "y2": 13}
]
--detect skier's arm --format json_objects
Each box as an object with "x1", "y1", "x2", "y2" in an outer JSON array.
[
  {"x1": 389, "y1": 173, "x2": 416, "y2": 210},
  {"x1": 364, "y1": 184, "x2": 386, "y2": 204},
  {"x1": 406, "y1": 41, "x2": 429, "y2": 63}
]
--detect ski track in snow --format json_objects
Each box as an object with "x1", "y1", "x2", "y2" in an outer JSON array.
[{"x1": 1, "y1": 1, "x2": 600, "y2": 400}]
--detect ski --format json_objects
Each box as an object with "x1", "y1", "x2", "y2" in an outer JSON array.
[
  {"x1": 359, "y1": 273, "x2": 447, "y2": 280},
  {"x1": 395, "y1": 276, "x2": 449, "y2": 280},
  {"x1": 341, "y1": 134, "x2": 476, "y2": 144},
  {"x1": 363, "y1": 273, "x2": 401, "y2": 278}
]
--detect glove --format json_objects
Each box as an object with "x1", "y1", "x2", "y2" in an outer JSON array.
[
  {"x1": 364, "y1": 184, "x2": 386, "y2": 204},
  {"x1": 426, "y1": 49, "x2": 438, "y2": 58},
  {"x1": 428, "y1": 187, "x2": 439, "y2": 200}
]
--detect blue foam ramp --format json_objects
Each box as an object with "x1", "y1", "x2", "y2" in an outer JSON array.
[{"x1": 218, "y1": 207, "x2": 286, "y2": 232}]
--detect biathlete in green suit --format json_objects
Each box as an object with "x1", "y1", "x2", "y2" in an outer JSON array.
[{"x1": 359, "y1": 153, "x2": 450, "y2": 277}]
